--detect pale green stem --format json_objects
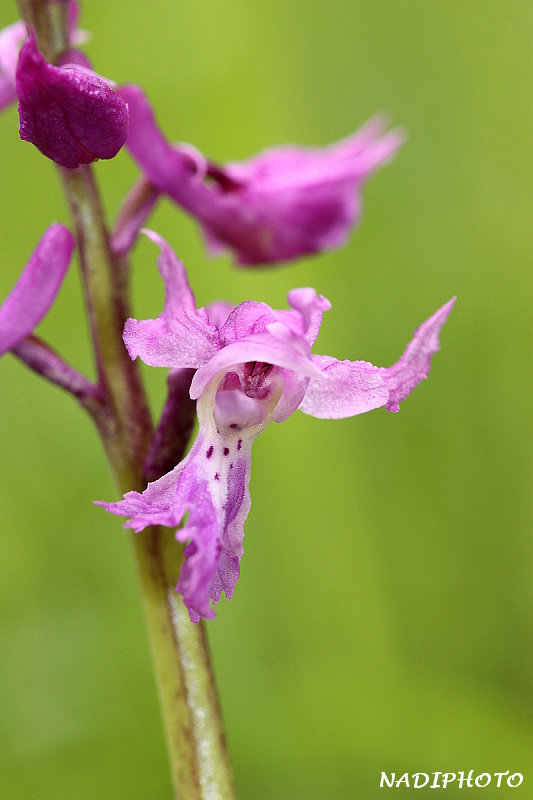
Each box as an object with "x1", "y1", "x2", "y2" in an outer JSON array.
[
  {"x1": 134, "y1": 527, "x2": 236, "y2": 800},
  {"x1": 15, "y1": 2, "x2": 236, "y2": 796},
  {"x1": 16, "y1": 0, "x2": 69, "y2": 63},
  {"x1": 58, "y1": 164, "x2": 152, "y2": 487}
]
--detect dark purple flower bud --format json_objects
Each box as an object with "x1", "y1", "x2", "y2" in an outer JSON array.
[
  {"x1": 16, "y1": 32, "x2": 128, "y2": 168},
  {"x1": 0, "y1": 2, "x2": 85, "y2": 113}
]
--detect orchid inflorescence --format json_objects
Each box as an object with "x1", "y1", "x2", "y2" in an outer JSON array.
[{"x1": 0, "y1": 1, "x2": 454, "y2": 624}]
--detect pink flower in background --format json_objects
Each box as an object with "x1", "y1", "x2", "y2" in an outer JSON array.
[
  {"x1": 116, "y1": 84, "x2": 404, "y2": 265},
  {"x1": 0, "y1": 224, "x2": 75, "y2": 356},
  {"x1": 98, "y1": 231, "x2": 454, "y2": 621},
  {"x1": 0, "y1": 19, "x2": 26, "y2": 110}
]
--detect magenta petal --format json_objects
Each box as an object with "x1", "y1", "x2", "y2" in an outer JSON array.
[
  {"x1": 118, "y1": 84, "x2": 193, "y2": 192},
  {"x1": 379, "y1": 298, "x2": 456, "y2": 412},
  {"x1": 198, "y1": 128, "x2": 405, "y2": 265},
  {"x1": 0, "y1": 224, "x2": 75, "y2": 356},
  {"x1": 197, "y1": 119, "x2": 405, "y2": 265},
  {"x1": 16, "y1": 33, "x2": 128, "y2": 168},
  {"x1": 122, "y1": 231, "x2": 220, "y2": 368},
  {"x1": 0, "y1": 3, "x2": 85, "y2": 113}
]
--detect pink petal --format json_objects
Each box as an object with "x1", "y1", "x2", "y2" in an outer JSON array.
[
  {"x1": 0, "y1": 19, "x2": 26, "y2": 111},
  {"x1": 190, "y1": 333, "x2": 323, "y2": 401},
  {"x1": 379, "y1": 297, "x2": 456, "y2": 412},
  {"x1": 298, "y1": 357, "x2": 389, "y2": 419},
  {"x1": 118, "y1": 84, "x2": 193, "y2": 193},
  {"x1": 299, "y1": 298, "x2": 455, "y2": 418},
  {"x1": 0, "y1": 224, "x2": 75, "y2": 356},
  {"x1": 122, "y1": 231, "x2": 220, "y2": 368},
  {"x1": 287, "y1": 288, "x2": 331, "y2": 345}
]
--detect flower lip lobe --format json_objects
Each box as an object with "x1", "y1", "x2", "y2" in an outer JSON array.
[{"x1": 16, "y1": 33, "x2": 128, "y2": 168}]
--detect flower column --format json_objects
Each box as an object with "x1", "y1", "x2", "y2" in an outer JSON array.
[{"x1": 14, "y1": 1, "x2": 236, "y2": 797}]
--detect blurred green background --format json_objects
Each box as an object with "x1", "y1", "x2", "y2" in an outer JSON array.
[{"x1": 0, "y1": 1, "x2": 531, "y2": 798}]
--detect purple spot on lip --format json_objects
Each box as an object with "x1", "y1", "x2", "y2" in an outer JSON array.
[
  {"x1": 224, "y1": 459, "x2": 246, "y2": 527},
  {"x1": 206, "y1": 445, "x2": 214, "y2": 459},
  {"x1": 214, "y1": 472, "x2": 220, "y2": 481},
  {"x1": 223, "y1": 447, "x2": 230, "y2": 456},
  {"x1": 237, "y1": 439, "x2": 242, "y2": 451},
  {"x1": 230, "y1": 423, "x2": 239, "y2": 429}
]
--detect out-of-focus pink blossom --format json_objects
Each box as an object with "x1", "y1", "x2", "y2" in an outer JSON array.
[{"x1": 117, "y1": 84, "x2": 404, "y2": 265}]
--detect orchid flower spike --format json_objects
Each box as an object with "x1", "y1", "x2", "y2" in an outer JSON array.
[
  {"x1": 0, "y1": 1, "x2": 85, "y2": 113},
  {"x1": 0, "y1": 224, "x2": 75, "y2": 356},
  {"x1": 116, "y1": 84, "x2": 405, "y2": 265},
  {"x1": 15, "y1": 31, "x2": 128, "y2": 168},
  {"x1": 98, "y1": 232, "x2": 455, "y2": 622}
]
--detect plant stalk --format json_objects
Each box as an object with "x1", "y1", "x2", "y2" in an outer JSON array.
[
  {"x1": 15, "y1": 2, "x2": 236, "y2": 796},
  {"x1": 60, "y1": 164, "x2": 236, "y2": 800}
]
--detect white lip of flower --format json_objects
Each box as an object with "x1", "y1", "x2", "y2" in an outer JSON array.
[{"x1": 198, "y1": 365, "x2": 284, "y2": 514}]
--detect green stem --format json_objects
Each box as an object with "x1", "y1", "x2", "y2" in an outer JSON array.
[
  {"x1": 61, "y1": 165, "x2": 236, "y2": 798},
  {"x1": 133, "y1": 527, "x2": 235, "y2": 799},
  {"x1": 59, "y1": 143, "x2": 237, "y2": 800},
  {"x1": 16, "y1": 3, "x2": 237, "y2": 797},
  {"x1": 59, "y1": 164, "x2": 152, "y2": 487},
  {"x1": 16, "y1": 0, "x2": 69, "y2": 63}
]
